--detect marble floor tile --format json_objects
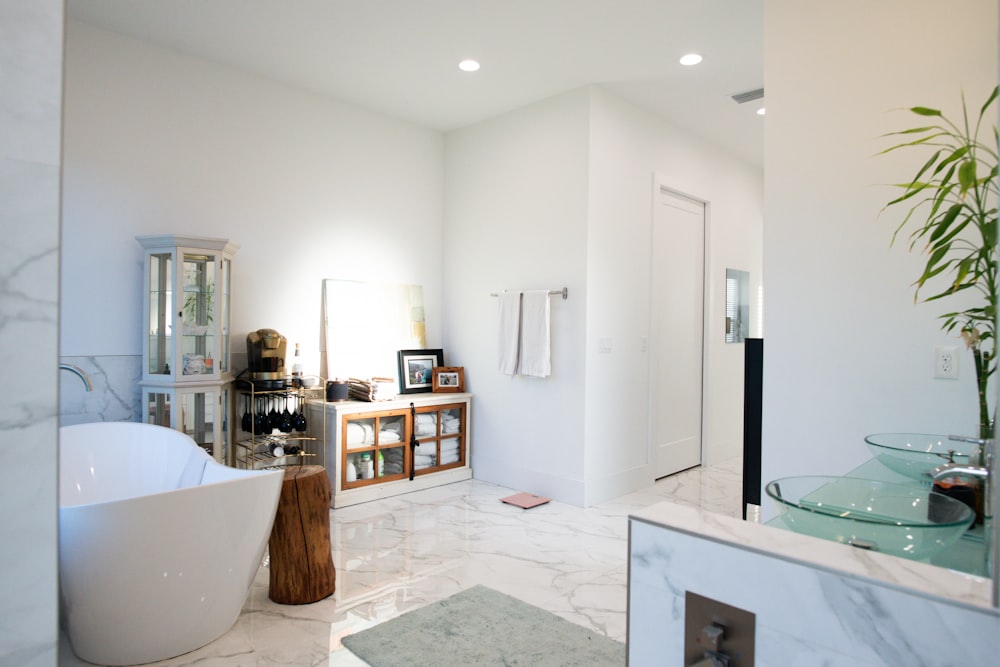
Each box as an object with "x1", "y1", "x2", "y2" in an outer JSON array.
[{"x1": 59, "y1": 459, "x2": 743, "y2": 666}]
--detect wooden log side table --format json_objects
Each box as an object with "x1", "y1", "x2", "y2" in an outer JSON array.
[{"x1": 268, "y1": 465, "x2": 336, "y2": 604}]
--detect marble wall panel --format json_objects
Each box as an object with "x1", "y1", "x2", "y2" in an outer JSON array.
[
  {"x1": 628, "y1": 517, "x2": 1000, "y2": 666},
  {"x1": 0, "y1": 2, "x2": 63, "y2": 664},
  {"x1": 58, "y1": 355, "x2": 141, "y2": 425}
]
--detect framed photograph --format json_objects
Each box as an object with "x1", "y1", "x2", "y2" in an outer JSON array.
[
  {"x1": 397, "y1": 349, "x2": 443, "y2": 394},
  {"x1": 432, "y1": 366, "x2": 465, "y2": 393}
]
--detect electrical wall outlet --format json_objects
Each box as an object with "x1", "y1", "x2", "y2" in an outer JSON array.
[{"x1": 934, "y1": 345, "x2": 959, "y2": 379}]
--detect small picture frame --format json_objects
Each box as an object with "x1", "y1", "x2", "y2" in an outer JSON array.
[
  {"x1": 432, "y1": 366, "x2": 465, "y2": 393},
  {"x1": 397, "y1": 349, "x2": 443, "y2": 394}
]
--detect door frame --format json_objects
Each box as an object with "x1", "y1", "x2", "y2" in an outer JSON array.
[{"x1": 647, "y1": 176, "x2": 711, "y2": 474}]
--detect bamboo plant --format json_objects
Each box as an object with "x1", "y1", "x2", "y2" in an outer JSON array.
[{"x1": 879, "y1": 86, "x2": 999, "y2": 444}]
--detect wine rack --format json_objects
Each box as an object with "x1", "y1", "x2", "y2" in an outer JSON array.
[{"x1": 233, "y1": 377, "x2": 326, "y2": 470}]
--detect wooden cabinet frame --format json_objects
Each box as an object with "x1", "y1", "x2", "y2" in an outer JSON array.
[{"x1": 312, "y1": 393, "x2": 473, "y2": 508}]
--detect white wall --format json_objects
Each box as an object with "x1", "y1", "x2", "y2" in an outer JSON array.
[
  {"x1": 62, "y1": 20, "x2": 763, "y2": 510},
  {"x1": 585, "y1": 89, "x2": 763, "y2": 505},
  {"x1": 443, "y1": 88, "x2": 591, "y2": 504},
  {"x1": 0, "y1": 2, "x2": 62, "y2": 664},
  {"x1": 444, "y1": 86, "x2": 763, "y2": 506},
  {"x1": 61, "y1": 21, "x2": 445, "y2": 364},
  {"x1": 762, "y1": 0, "x2": 998, "y2": 514}
]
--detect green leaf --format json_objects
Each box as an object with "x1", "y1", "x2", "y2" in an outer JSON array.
[
  {"x1": 911, "y1": 106, "x2": 943, "y2": 116},
  {"x1": 893, "y1": 125, "x2": 945, "y2": 135},
  {"x1": 933, "y1": 146, "x2": 969, "y2": 175},
  {"x1": 958, "y1": 159, "x2": 977, "y2": 192},
  {"x1": 885, "y1": 181, "x2": 932, "y2": 207},
  {"x1": 954, "y1": 258, "x2": 973, "y2": 290},
  {"x1": 931, "y1": 218, "x2": 970, "y2": 248},
  {"x1": 979, "y1": 86, "x2": 999, "y2": 120},
  {"x1": 922, "y1": 244, "x2": 950, "y2": 273},
  {"x1": 877, "y1": 132, "x2": 951, "y2": 155}
]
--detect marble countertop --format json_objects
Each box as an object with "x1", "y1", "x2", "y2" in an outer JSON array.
[{"x1": 630, "y1": 499, "x2": 993, "y2": 609}]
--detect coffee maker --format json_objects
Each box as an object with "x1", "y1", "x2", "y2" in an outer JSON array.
[{"x1": 246, "y1": 328, "x2": 288, "y2": 389}]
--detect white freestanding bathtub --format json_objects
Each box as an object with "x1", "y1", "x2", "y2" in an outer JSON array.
[{"x1": 59, "y1": 422, "x2": 284, "y2": 665}]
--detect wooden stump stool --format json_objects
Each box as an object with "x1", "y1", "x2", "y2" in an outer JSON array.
[{"x1": 268, "y1": 465, "x2": 336, "y2": 604}]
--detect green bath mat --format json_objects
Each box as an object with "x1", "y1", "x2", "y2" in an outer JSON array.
[{"x1": 341, "y1": 585, "x2": 625, "y2": 666}]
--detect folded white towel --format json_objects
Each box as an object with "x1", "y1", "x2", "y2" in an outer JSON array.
[
  {"x1": 440, "y1": 451, "x2": 460, "y2": 465},
  {"x1": 378, "y1": 431, "x2": 401, "y2": 443},
  {"x1": 497, "y1": 291, "x2": 521, "y2": 375},
  {"x1": 440, "y1": 440, "x2": 460, "y2": 453},
  {"x1": 413, "y1": 442, "x2": 437, "y2": 456},
  {"x1": 372, "y1": 379, "x2": 398, "y2": 400},
  {"x1": 346, "y1": 422, "x2": 374, "y2": 445},
  {"x1": 518, "y1": 290, "x2": 551, "y2": 378},
  {"x1": 415, "y1": 413, "x2": 437, "y2": 424}
]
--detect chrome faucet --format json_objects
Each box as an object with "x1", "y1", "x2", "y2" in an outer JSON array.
[
  {"x1": 59, "y1": 363, "x2": 93, "y2": 391},
  {"x1": 931, "y1": 434, "x2": 997, "y2": 606}
]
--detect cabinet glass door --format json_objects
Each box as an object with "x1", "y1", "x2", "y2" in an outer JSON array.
[
  {"x1": 439, "y1": 407, "x2": 464, "y2": 466},
  {"x1": 180, "y1": 388, "x2": 217, "y2": 456},
  {"x1": 144, "y1": 389, "x2": 171, "y2": 425},
  {"x1": 414, "y1": 404, "x2": 465, "y2": 473},
  {"x1": 147, "y1": 252, "x2": 174, "y2": 376},
  {"x1": 343, "y1": 412, "x2": 408, "y2": 487},
  {"x1": 219, "y1": 256, "x2": 231, "y2": 373},
  {"x1": 180, "y1": 251, "x2": 217, "y2": 378}
]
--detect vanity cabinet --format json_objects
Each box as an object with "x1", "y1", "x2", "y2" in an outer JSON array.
[
  {"x1": 137, "y1": 235, "x2": 238, "y2": 462},
  {"x1": 309, "y1": 393, "x2": 472, "y2": 508}
]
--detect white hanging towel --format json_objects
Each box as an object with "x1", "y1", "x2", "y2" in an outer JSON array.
[
  {"x1": 497, "y1": 291, "x2": 521, "y2": 375},
  {"x1": 518, "y1": 290, "x2": 551, "y2": 378}
]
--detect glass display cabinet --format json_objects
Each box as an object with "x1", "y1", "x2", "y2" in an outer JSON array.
[{"x1": 137, "y1": 234, "x2": 238, "y2": 461}]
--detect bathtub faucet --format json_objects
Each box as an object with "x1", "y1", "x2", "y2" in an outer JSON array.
[{"x1": 59, "y1": 363, "x2": 93, "y2": 391}]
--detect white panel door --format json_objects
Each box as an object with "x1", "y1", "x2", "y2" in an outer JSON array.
[{"x1": 651, "y1": 189, "x2": 705, "y2": 479}]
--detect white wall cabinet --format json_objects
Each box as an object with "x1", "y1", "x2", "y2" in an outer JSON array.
[{"x1": 309, "y1": 393, "x2": 472, "y2": 508}]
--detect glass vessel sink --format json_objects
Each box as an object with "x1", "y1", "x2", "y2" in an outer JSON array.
[
  {"x1": 864, "y1": 433, "x2": 979, "y2": 480},
  {"x1": 765, "y1": 476, "x2": 974, "y2": 560}
]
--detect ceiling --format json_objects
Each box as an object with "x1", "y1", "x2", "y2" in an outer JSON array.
[{"x1": 66, "y1": 0, "x2": 764, "y2": 166}]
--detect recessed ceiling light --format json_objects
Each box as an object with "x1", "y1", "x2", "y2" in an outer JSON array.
[
  {"x1": 459, "y1": 59, "x2": 480, "y2": 72},
  {"x1": 756, "y1": 107, "x2": 766, "y2": 116},
  {"x1": 679, "y1": 53, "x2": 703, "y2": 66}
]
